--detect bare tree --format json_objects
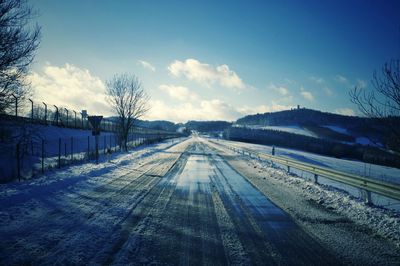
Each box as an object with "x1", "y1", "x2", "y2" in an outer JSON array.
[
  {"x1": 106, "y1": 73, "x2": 149, "y2": 151},
  {"x1": 0, "y1": 0, "x2": 41, "y2": 114},
  {"x1": 350, "y1": 59, "x2": 400, "y2": 150}
]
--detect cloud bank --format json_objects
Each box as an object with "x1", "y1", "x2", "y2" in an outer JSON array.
[
  {"x1": 29, "y1": 63, "x2": 112, "y2": 115},
  {"x1": 168, "y1": 58, "x2": 245, "y2": 90}
]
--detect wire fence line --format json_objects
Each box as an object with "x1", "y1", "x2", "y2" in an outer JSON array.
[
  {"x1": 3, "y1": 131, "x2": 180, "y2": 182},
  {"x1": 2, "y1": 96, "x2": 131, "y2": 132},
  {"x1": 0, "y1": 97, "x2": 184, "y2": 182}
]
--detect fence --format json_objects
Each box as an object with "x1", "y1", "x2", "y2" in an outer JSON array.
[
  {"x1": 2, "y1": 131, "x2": 179, "y2": 182},
  {"x1": 0, "y1": 97, "x2": 184, "y2": 182},
  {"x1": 0, "y1": 96, "x2": 121, "y2": 131},
  {"x1": 210, "y1": 140, "x2": 400, "y2": 205}
]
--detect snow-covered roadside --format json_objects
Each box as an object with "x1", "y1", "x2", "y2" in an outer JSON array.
[
  {"x1": 205, "y1": 138, "x2": 400, "y2": 264},
  {"x1": 0, "y1": 137, "x2": 190, "y2": 264},
  {"x1": 209, "y1": 138, "x2": 400, "y2": 211},
  {"x1": 211, "y1": 138, "x2": 400, "y2": 185},
  {"x1": 0, "y1": 137, "x2": 187, "y2": 199}
]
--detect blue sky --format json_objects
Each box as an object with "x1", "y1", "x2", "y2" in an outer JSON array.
[{"x1": 29, "y1": 0, "x2": 400, "y2": 122}]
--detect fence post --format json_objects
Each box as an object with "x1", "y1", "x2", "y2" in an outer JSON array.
[
  {"x1": 87, "y1": 136, "x2": 90, "y2": 159},
  {"x1": 65, "y1": 108, "x2": 69, "y2": 127},
  {"x1": 54, "y1": 105, "x2": 59, "y2": 126},
  {"x1": 110, "y1": 134, "x2": 112, "y2": 152},
  {"x1": 74, "y1": 111, "x2": 77, "y2": 128},
  {"x1": 361, "y1": 190, "x2": 372, "y2": 205},
  {"x1": 12, "y1": 94, "x2": 17, "y2": 117},
  {"x1": 64, "y1": 142, "x2": 67, "y2": 157},
  {"x1": 43, "y1": 102, "x2": 47, "y2": 124},
  {"x1": 95, "y1": 134, "x2": 99, "y2": 164},
  {"x1": 58, "y1": 138, "x2": 61, "y2": 168},
  {"x1": 29, "y1": 98, "x2": 33, "y2": 121},
  {"x1": 41, "y1": 139, "x2": 44, "y2": 174},
  {"x1": 314, "y1": 174, "x2": 319, "y2": 184},
  {"x1": 16, "y1": 143, "x2": 21, "y2": 181},
  {"x1": 71, "y1": 137, "x2": 73, "y2": 161},
  {"x1": 287, "y1": 165, "x2": 291, "y2": 173},
  {"x1": 104, "y1": 135, "x2": 106, "y2": 154}
]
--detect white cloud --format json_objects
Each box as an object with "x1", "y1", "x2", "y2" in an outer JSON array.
[
  {"x1": 300, "y1": 87, "x2": 314, "y2": 101},
  {"x1": 309, "y1": 76, "x2": 324, "y2": 84},
  {"x1": 138, "y1": 60, "x2": 156, "y2": 72},
  {"x1": 335, "y1": 75, "x2": 348, "y2": 83},
  {"x1": 268, "y1": 83, "x2": 289, "y2": 96},
  {"x1": 167, "y1": 58, "x2": 245, "y2": 90},
  {"x1": 237, "y1": 102, "x2": 292, "y2": 115},
  {"x1": 335, "y1": 108, "x2": 355, "y2": 116},
  {"x1": 200, "y1": 99, "x2": 241, "y2": 120},
  {"x1": 145, "y1": 97, "x2": 293, "y2": 123},
  {"x1": 145, "y1": 99, "x2": 241, "y2": 122},
  {"x1": 159, "y1": 84, "x2": 198, "y2": 101},
  {"x1": 29, "y1": 63, "x2": 112, "y2": 115}
]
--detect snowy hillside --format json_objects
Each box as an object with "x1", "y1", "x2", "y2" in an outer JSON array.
[
  {"x1": 234, "y1": 123, "x2": 383, "y2": 148},
  {"x1": 233, "y1": 124, "x2": 317, "y2": 137},
  {"x1": 235, "y1": 108, "x2": 393, "y2": 149}
]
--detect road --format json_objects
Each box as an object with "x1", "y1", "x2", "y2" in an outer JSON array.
[{"x1": 0, "y1": 137, "x2": 340, "y2": 265}]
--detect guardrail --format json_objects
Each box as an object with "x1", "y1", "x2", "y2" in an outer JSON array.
[{"x1": 210, "y1": 140, "x2": 400, "y2": 205}]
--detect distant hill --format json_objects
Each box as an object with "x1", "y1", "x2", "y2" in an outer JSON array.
[
  {"x1": 236, "y1": 108, "x2": 367, "y2": 126},
  {"x1": 135, "y1": 120, "x2": 180, "y2": 132},
  {"x1": 184, "y1": 121, "x2": 232, "y2": 132},
  {"x1": 105, "y1": 117, "x2": 180, "y2": 132},
  {"x1": 235, "y1": 108, "x2": 398, "y2": 150}
]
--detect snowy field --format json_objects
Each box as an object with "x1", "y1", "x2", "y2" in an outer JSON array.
[{"x1": 208, "y1": 138, "x2": 400, "y2": 211}]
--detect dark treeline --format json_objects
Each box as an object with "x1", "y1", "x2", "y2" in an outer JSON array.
[
  {"x1": 106, "y1": 117, "x2": 181, "y2": 132},
  {"x1": 224, "y1": 127, "x2": 400, "y2": 168},
  {"x1": 136, "y1": 120, "x2": 180, "y2": 132},
  {"x1": 185, "y1": 121, "x2": 232, "y2": 132}
]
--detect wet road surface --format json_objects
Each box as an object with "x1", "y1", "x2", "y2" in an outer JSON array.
[{"x1": 132, "y1": 139, "x2": 339, "y2": 265}]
